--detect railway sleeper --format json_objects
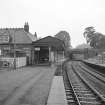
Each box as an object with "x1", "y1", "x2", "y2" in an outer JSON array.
[
  {"x1": 80, "y1": 101, "x2": 101, "y2": 105},
  {"x1": 71, "y1": 64, "x2": 105, "y2": 104},
  {"x1": 67, "y1": 64, "x2": 104, "y2": 104},
  {"x1": 79, "y1": 98, "x2": 101, "y2": 102}
]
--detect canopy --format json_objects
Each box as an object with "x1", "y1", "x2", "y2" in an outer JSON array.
[{"x1": 32, "y1": 36, "x2": 65, "y2": 51}]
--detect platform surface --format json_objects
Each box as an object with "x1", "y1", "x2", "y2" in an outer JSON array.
[{"x1": 47, "y1": 76, "x2": 67, "y2": 105}]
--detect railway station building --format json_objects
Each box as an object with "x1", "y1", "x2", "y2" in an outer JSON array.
[
  {"x1": 0, "y1": 23, "x2": 65, "y2": 68},
  {"x1": 0, "y1": 23, "x2": 37, "y2": 67},
  {"x1": 32, "y1": 36, "x2": 65, "y2": 65}
]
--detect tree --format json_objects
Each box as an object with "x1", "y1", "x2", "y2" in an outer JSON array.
[
  {"x1": 95, "y1": 34, "x2": 105, "y2": 49},
  {"x1": 76, "y1": 43, "x2": 91, "y2": 49},
  {"x1": 83, "y1": 26, "x2": 105, "y2": 49},
  {"x1": 89, "y1": 32, "x2": 104, "y2": 48},
  {"x1": 83, "y1": 26, "x2": 96, "y2": 44},
  {"x1": 55, "y1": 31, "x2": 71, "y2": 57},
  {"x1": 55, "y1": 31, "x2": 71, "y2": 48}
]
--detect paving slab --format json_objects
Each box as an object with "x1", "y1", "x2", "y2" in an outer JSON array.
[{"x1": 47, "y1": 76, "x2": 67, "y2": 105}]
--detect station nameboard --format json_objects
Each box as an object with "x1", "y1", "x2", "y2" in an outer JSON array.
[
  {"x1": 35, "y1": 47, "x2": 40, "y2": 51},
  {"x1": 0, "y1": 35, "x2": 10, "y2": 43}
]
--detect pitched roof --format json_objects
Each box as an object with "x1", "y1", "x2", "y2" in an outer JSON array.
[
  {"x1": 27, "y1": 32, "x2": 37, "y2": 41},
  {"x1": 33, "y1": 36, "x2": 64, "y2": 50},
  {"x1": 0, "y1": 28, "x2": 36, "y2": 44}
]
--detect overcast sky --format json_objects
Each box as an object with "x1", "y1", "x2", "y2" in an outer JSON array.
[{"x1": 0, "y1": 0, "x2": 105, "y2": 47}]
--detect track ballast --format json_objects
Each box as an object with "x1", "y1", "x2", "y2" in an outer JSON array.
[{"x1": 63, "y1": 61, "x2": 105, "y2": 105}]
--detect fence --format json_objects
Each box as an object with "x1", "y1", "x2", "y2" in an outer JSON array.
[{"x1": 0, "y1": 57, "x2": 26, "y2": 68}]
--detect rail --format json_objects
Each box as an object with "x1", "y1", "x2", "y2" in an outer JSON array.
[{"x1": 63, "y1": 61, "x2": 105, "y2": 105}]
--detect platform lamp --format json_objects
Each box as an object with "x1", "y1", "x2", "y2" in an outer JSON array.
[{"x1": 13, "y1": 30, "x2": 16, "y2": 70}]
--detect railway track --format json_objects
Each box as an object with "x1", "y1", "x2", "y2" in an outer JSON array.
[
  {"x1": 79, "y1": 62, "x2": 105, "y2": 82},
  {"x1": 63, "y1": 62, "x2": 105, "y2": 105},
  {"x1": 78, "y1": 63, "x2": 105, "y2": 84},
  {"x1": 73, "y1": 62, "x2": 105, "y2": 97}
]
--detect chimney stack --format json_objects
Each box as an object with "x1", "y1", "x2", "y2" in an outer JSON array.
[
  {"x1": 24, "y1": 22, "x2": 29, "y2": 32},
  {"x1": 34, "y1": 32, "x2": 37, "y2": 38}
]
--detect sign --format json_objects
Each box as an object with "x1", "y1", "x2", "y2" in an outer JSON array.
[
  {"x1": 35, "y1": 47, "x2": 40, "y2": 51},
  {"x1": 23, "y1": 47, "x2": 30, "y2": 50},
  {"x1": 0, "y1": 35, "x2": 10, "y2": 43}
]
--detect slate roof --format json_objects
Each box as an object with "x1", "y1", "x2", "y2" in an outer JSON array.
[
  {"x1": 33, "y1": 36, "x2": 65, "y2": 50},
  {"x1": 0, "y1": 28, "x2": 36, "y2": 44}
]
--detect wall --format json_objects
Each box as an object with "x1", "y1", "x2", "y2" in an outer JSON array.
[
  {"x1": 54, "y1": 51, "x2": 64, "y2": 62},
  {"x1": 16, "y1": 57, "x2": 26, "y2": 67},
  {"x1": 50, "y1": 51, "x2": 54, "y2": 62}
]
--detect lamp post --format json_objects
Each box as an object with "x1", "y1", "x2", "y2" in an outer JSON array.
[{"x1": 13, "y1": 30, "x2": 16, "y2": 70}]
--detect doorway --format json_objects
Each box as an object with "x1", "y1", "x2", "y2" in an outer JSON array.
[{"x1": 34, "y1": 47, "x2": 49, "y2": 64}]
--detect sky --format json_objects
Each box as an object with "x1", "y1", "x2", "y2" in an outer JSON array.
[{"x1": 0, "y1": 0, "x2": 105, "y2": 48}]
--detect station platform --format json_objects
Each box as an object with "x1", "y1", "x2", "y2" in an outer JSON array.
[
  {"x1": 84, "y1": 59, "x2": 105, "y2": 67},
  {"x1": 47, "y1": 76, "x2": 67, "y2": 105}
]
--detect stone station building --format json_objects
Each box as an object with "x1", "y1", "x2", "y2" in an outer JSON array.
[
  {"x1": 32, "y1": 36, "x2": 65, "y2": 65},
  {"x1": 0, "y1": 23, "x2": 37, "y2": 67},
  {"x1": 0, "y1": 23, "x2": 65, "y2": 68}
]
